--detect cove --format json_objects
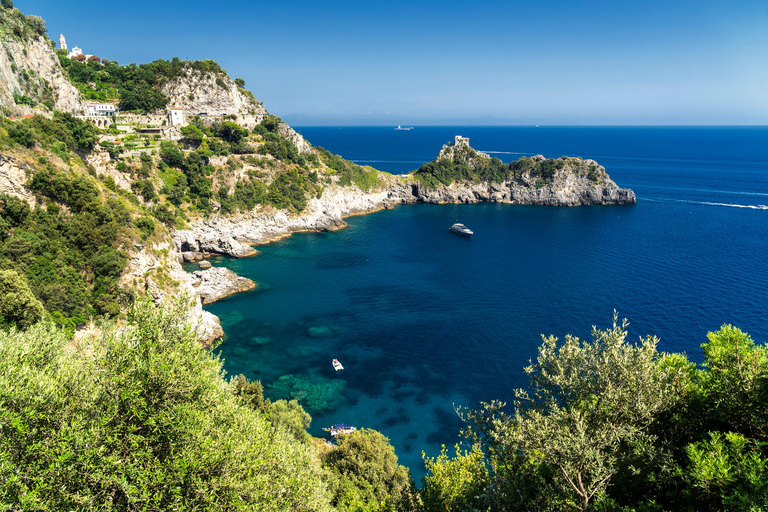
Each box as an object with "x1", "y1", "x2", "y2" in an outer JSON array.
[{"x1": 207, "y1": 126, "x2": 768, "y2": 479}]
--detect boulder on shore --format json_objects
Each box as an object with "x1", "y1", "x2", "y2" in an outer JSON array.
[{"x1": 191, "y1": 267, "x2": 257, "y2": 305}]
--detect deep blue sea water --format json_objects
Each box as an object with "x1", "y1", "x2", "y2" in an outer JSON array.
[{"x1": 205, "y1": 126, "x2": 768, "y2": 480}]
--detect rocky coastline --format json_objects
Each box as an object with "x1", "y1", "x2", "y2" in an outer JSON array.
[
  {"x1": 174, "y1": 169, "x2": 635, "y2": 261},
  {"x1": 171, "y1": 164, "x2": 635, "y2": 343}
]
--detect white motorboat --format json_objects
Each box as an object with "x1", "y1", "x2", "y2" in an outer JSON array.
[
  {"x1": 449, "y1": 223, "x2": 473, "y2": 236},
  {"x1": 323, "y1": 424, "x2": 357, "y2": 437}
]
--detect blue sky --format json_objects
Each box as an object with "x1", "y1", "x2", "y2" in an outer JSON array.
[{"x1": 20, "y1": 0, "x2": 768, "y2": 125}]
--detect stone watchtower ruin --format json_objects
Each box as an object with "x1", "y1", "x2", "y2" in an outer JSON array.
[{"x1": 454, "y1": 135, "x2": 470, "y2": 147}]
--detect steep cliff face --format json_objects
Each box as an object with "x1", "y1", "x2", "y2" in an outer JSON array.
[
  {"x1": 0, "y1": 10, "x2": 85, "y2": 116},
  {"x1": 161, "y1": 69, "x2": 266, "y2": 118},
  {"x1": 118, "y1": 239, "x2": 224, "y2": 345},
  {"x1": 0, "y1": 153, "x2": 34, "y2": 201},
  {"x1": 160, "y1": 69, "x2": 312, "y2": 153}
]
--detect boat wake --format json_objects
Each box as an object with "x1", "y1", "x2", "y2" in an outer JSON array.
[
  {"x1": 352, "y1": 159, "x2": 424, "y2": 165},
  {"x1": 643, "y1": 184, "x2": 768, "y2": 198},
  {"x1": 645, "y1": 197, "x2": 768, "y2": 209},
  {"x1": 481, "y1": 150, "x2": 531, "y2": 156}
]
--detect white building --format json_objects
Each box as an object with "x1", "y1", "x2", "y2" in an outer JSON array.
[
  {"x1": 59, "y1": 34, "x2": 67, "y2": 51},
  {"x1": 87, "y1": 103, "x2": 116, "y2": 117},
  {"x1": 68, "y1": 46, "x2": 83, "y2": 58},
  {"x1": 168, "y1": 107, "x2": 185, "y2": 126},
  {"x1": 454, "y1": 135, "x2": 470, "y2": 146}
]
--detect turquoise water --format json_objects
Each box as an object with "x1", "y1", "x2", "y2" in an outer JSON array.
[{"x1": 205, "y1": 127, "x2": 768, "y2": 479}]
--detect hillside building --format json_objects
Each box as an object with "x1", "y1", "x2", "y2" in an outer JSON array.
[
  {"x1": 168, "y1": 107, "x2": 185, "y2": 126},
  {"x1": 87, "y1": 103, "x2": 116, "y2": 116},
  {"x1": 454, "y1": 135, "x2": 470, "y2": 147},
  {"x1": 59, "y1": 34, "x2": 67, "y2": 51}
]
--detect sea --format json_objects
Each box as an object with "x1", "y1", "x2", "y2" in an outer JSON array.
[{"x1": 203, "y1": 126, "x2": 768, "y2": 480}]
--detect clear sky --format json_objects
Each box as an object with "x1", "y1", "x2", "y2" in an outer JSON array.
[{"x1": 19, "y1": 0, "x2": 768, "y2": 125}]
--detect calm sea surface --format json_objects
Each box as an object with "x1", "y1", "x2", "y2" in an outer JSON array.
[{"x1": 205, "y1": 126, "x2": 768, "y2": 479}]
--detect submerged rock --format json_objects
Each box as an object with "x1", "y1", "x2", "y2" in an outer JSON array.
[
  {"x1": 267, "y1": 373, "x2": 347, "y2": 413},
  {"x1": 307, "y1": 326, "x2": 333, "y2": 338},
  {"x1": 248, "y1": 336, "x2": 272, "y2": 346}
]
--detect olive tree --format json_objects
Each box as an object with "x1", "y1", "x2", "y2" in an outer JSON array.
[
  {"x1": 0, "y1": 297, "x2": 334, "y2": 511},
  {"x1": 462, "y1": 314, "x2": 687, "y2": 510},
  {"x1": 0, "y1": 269, "x2": 44, "y2": 329}
]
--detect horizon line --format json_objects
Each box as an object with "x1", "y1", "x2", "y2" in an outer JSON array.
[{"x1": 290, "y1": 124, "x2": 768, "y2": 128}]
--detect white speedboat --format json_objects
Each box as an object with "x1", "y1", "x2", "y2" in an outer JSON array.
[
  {"x1": 449, "y1": 223, "x2": 473, "y2": 236},
  {"x1": 323, "y1": 424, "x2": 357, "y2": 437},
  {"x1": 332, "y1": 358, "x2": 344, "y2": 371}
]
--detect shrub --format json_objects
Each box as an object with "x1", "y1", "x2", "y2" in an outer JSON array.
[
  {"x1": 323, "y1": 429, "x2": 415, "y2": 510},
  {"x1": 0, "y1": 298, "x2": 335, "y2": 510},
  {"x1": 0, "y1": 269, "x2": 44, "y2": 330},
  {"x1": 8, "y1": 122, "x2": 34, "y2": 147}
]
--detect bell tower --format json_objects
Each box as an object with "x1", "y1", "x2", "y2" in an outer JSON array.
[{"x1": 59, "y1": 34, "x2": 67, "y2": 51}]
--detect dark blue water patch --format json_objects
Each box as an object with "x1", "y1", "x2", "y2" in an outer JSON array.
[{"x1": 209, "y1": 127, "x2": 768, "y2": 480}]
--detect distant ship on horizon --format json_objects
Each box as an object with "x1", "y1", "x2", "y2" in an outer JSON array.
[{"x1": 395, "y1": 125, "x2": 414, "y2": 131}]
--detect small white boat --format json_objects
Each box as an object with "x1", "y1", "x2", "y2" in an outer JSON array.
[
  {"x1": 323, "y1": 424, "x2": 357, "y2": 437},
  {"x1": 332, "y1": 358, "x2": 344, "y2": 371},
  {"x1": 757, "y1": 204, "x2": 767, "y2": 210},
  {"x1": 449, "y1": 223, "x2": 473, "y2": 236}
]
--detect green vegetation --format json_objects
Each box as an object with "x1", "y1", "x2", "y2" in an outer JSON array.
[
  {"x1": 422, "y1": 317, "x2": 768, "y2": 511},
  {"x1": 317, "y1": 147, "x2": 381, "y2": 190},
  {"x1": 414, "y1": 143, "x2": 607, "y2": 188},
  {"x1": 0, "y1": 3, "x2": 46, "y2": 41},
  {"x1": 419, "y1": 444, "x2": 488, "y2": 512},
  {"x1": 0, "y1": 269, "x2": 44, "y2": 329},
  {"x1": 323, "y1": 429, "x2": 416, "y2": 511},
  {"x1": 0, "y1": 115, "x2": 164, "y2": 329},
  {"x1": 57, "y1": 56, "x2": 225, "y2": 111},
  {"x1": 0, "y1": 298, "x2": 334, "y2": 511}
]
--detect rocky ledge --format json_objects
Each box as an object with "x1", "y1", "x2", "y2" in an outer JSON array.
[
  {"x1": 190, "y1": 267, "x2": 257, "y2": 305},
  {"x1": 412, "y1": 172, "x2": 636, "y2": 206}
]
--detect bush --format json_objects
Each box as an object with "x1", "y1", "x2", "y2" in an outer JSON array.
[
  {"x1": 8, "y1": 122, "x2": 34, "y2": 148},
  {"x1": 134, "y1": 216, "x2": 156, "y2": 240},
  {"x1": 323, "y1": 429, "x2": 415, "y2": 510},
  {"x1": 0, "y1": 298, "x2": 335, "y2": 510},
  {"x1": 0, "y1": 269, "x2": 44, "y2": 330}
]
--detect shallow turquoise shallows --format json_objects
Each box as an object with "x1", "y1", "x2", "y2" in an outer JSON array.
[{"x1": 205, "y1": 126, "x2": 768, "y2": 480}]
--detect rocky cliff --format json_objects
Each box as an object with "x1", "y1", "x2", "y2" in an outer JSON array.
[
  {"x1": 118, "y1": 240, "x2": 224, "y2": 345},
  {"x1": 161, "y1": 68, "x2": 267, "y2": 118},
  {"x1": 0, "y1": 9, "x2": 85, "y2": 116},
  {"x1": 0, "y1": 153, "x2": 34, "y2": 201},
  {"x1": 412, "y1": 155, "x2": 636, "y2": 206},
  {"x1": 174, "y1": 178, "x2": 415, "y2": 258}
]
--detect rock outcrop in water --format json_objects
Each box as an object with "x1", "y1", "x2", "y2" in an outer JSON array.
[
  {"x1": 411, "y1": 138, "x2": 636, "y2": 206},
  {"x1": 190, "y1": 267, "x2": 257, "y2": 305}
]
